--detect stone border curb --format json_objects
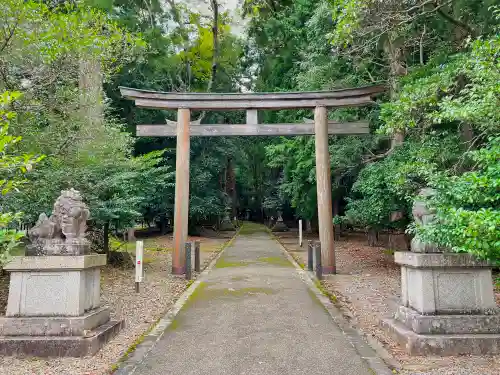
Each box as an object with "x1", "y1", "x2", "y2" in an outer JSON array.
[
  {"x1": 273, "y1": 236, "x2": 399, "y2": 375},
  {"x1": 112, "y1": 230, "x2": 240, "y2": 375}
]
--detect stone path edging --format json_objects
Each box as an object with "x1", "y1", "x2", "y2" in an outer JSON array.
[
  {"x1": 113, "y1": 230, "x2": 240, "y2": 375},
  {"x1": 272, "y1": 236, "x2": 397, "y2": 375}
]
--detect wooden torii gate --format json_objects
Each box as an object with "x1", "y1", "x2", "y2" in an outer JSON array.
[{"x1": 120, "y1": 85, "x2": 384, "y2": 275}]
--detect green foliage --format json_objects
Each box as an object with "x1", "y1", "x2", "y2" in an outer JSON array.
[
  {"x1": 267, "y1": 136, "x2": 317, "y2": 219},
  {"x1": 414, "y1": 137, "x2": 500, "y2": 261},
  {"x1": 0, "y1": 92, "x2": 44, "y2": 195},
  {"x1": 345, "y1": 133, "x2": 461, "y2": 229},
  {"x1": 1, "y1": 0, "x2": 498, "y2": 266},
  {"x1": 380, "y1": 35, "x2": 500, "y2": 135},
  {"x1": 0, "y1": 0, "x2": 143, "y2": 75},
  {"x1": 0, "y1": 92, "x2": 43, "y2": 264},
  {"x1": 328, "y1": 0, "x2": 367, "y2": 47},
  {"x1": 103, "y1": 1, "x2": 245, "y2": 226},
  {"x1": 0, "y1": 0, "x2": 156, "y2": 251}
]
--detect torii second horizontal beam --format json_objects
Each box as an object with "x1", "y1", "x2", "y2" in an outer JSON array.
[
  {"x1": 136, "y1": 122, "x2": 369, "y2": 137},
  {"x1": 134, "y1": 96, "x2": 375, "y2": 110}
]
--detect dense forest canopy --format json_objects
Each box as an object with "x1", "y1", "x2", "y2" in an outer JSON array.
[{"x1": 0, "y1": 0, "x2": 498, "y2": 262}]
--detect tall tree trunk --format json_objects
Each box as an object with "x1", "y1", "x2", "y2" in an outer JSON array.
[
  {"x1": 79, "y1": 57, "x2": 103, "y2": 127},
  {"x1": 333, "y1": 196, "x2": 340, "y2": 240},
  {"x1": 367, "y1": 228, "x2": 378, "y2": 247},
  {"x1": 384, "y1": 37, "x2": 407, "y2": 147},
  {"x1": 305, "y1": 219, "x2": 312, "y2": 233},
  {"x1": 160, "y1": 217, "x2": 168, "y2": 235},
  {"x1": 226, "y1": 158, "x2": 237, "y2": 219}
]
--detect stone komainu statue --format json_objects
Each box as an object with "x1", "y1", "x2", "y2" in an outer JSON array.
[
  {"x1": 410, "y1": 188, "x2": 443, "y2": 253},
  {"x1": 27, "y1": 188, "x2": 90, "y2": 255}
]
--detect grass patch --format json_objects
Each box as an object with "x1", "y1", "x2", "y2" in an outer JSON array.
[
  {"x1": 383, "y1": 248, "x2": 395, "y2": 256},
  {"x1": 257, "y1": 256, "x2": 293, "y2": 267},
  {"x1": 314, "y1": 279, "x2": 338, "y2": 303},
  {"x1": 292, "y1": 254, "x2": 306, "y2": 269},
  {"x1": 201, "y1": 244, "x2": 223, "y2": 253},
  {"x1": 238, "y1": 222, "x2": 267, "y2": 235},
  {"x1": 109, "y1": 313, "x2": 163, "y2": 373},
  {"x1": 215, "y1": 257, "x2": 250, "y2": 268},
  {"x1": 183, "y1": 281, "x2": 208, "y2": 307},
  {"x1": 188, "y1": 286, "x2": 277, "y2": 302},
  {"x1": 142, "y1": 256, "x2": 155, "y2": 264}
]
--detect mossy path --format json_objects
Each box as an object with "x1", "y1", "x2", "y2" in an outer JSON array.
[{"x1": 132, "y1": 223, "x2": 374, "y2": 375}]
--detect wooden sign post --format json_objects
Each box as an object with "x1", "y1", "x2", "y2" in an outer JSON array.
[
  {"x1": 299, "y1": 219, "x2": 303, "y2": 247},
  {"x1": 135, "y1": 240, "x2": 144, "y2": 293}
]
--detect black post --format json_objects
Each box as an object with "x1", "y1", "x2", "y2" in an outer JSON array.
[
  {"x1": 314, "y1": 241, "x2": 322, "y2": 280},
  {"x1": 185, "y1": 242, "x2": 192, "y2": 280},
  {"x1": 194, "y1": 240, "x2": 201, "y2": 272},
  {"x1": 307, "y1": 240, "x2": 313, "y2": 271}
]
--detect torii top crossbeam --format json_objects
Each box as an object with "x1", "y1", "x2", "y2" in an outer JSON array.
[
  {"x1": 119, "y1": 85, "x2": 384, "y2": 110},
  {"x1": 120, "y1": 84, "x2": 384, "y2": 276}
]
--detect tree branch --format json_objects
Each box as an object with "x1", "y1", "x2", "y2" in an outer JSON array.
[
  {"x1": 434, "y1": 4, "x2": 475, "y2": 37},
  {"x1": 0, "y1": 17, "x2": 20, "y2": 54}
]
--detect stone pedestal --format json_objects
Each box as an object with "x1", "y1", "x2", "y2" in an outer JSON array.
[
  {"x1": 271, "y1": 214, "x2": 288, "y2": 232},
  {"x1": 382, "y1": 252, "x2": 500, "y2": 355},
  {"x1": 219, "y1": 214, "x2": 235, "y2": 232},
  {"x1": 0, "y1": 255, "x2": 123, "y2": 357}
]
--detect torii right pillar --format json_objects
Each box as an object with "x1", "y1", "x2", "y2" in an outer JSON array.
[{"x1": 314, "y1": 106, "x2": 336, "y2": 274}]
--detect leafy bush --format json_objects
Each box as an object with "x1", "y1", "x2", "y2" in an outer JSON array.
[
  {"x1": 0, "y1": 92, "x2": 43, "y2": 264},
  {"x1": 414, "y1": 137, "x2": 500, "y2": 261}
]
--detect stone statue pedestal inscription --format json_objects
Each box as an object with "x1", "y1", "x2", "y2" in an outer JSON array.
[
  {"x1": 0, "y1": 189, "x2": 123, "y2": 357},
  {"x1": 382, "y1": 252, "x2": 500, "y2": 355}
]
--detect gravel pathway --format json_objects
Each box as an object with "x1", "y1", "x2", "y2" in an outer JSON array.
[
  {"x1": 277, "y1": 231, "x2": 500, "y2": 375},
  {"x1": 0, "y1": 236, "x2": 227, "y2": 375}
]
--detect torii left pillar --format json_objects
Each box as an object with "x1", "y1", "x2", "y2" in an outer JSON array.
[
  {"x1": 172, "y1": 108, "x2": 191, "y2": 274},
  {"x1": 314, "y1": 106, "x2": 336, "y2": 274}
]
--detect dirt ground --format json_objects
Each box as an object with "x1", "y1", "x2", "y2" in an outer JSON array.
[
  {"x1": 0, "y1": 234, "x2": 231, "y2": 375},
  {"x1": 276, "y1": 230, "x2": 500, "y2": 375}
]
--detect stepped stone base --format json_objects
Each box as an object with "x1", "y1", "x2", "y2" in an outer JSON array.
[
  {"x1": 383, "y1": 251, "x2": 499, "y2": 356},
  {"x1": 381, "y1": 317, "x2": 500, "y2": 356},
  {"x1": 0, "y1": 306, "x2": 111, "y2": 336},
  {"x1": 219, "y1": 220, "x2": 236, "y2": 231},
  {"x1": 2, "y1": 254, "x2": 123, "y2": 357},
  {"x1": 394, "y1": 305, "x2": 500, "y2": 335},
  {"x1": 0, "y1": 319, "x2": 123, "y2": 357},
  {"x1": 271, "y1": 221, "x2": 288, "y2": 232}
]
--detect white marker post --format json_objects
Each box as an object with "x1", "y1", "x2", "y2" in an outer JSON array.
[
  {"x1": 299, "y1": 219, "x2": 303, "y2": 247},
  {"x1": 135, "y1": 240, "x2": 144, "y2": 293}
]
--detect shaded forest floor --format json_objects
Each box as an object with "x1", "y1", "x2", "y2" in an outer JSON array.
[
  {"x1": 276, "y1": 231, "x2": 500, "y2": 375},
  {"x1": 0, "y1": 234, "x2": 230, "y2": 375}
]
